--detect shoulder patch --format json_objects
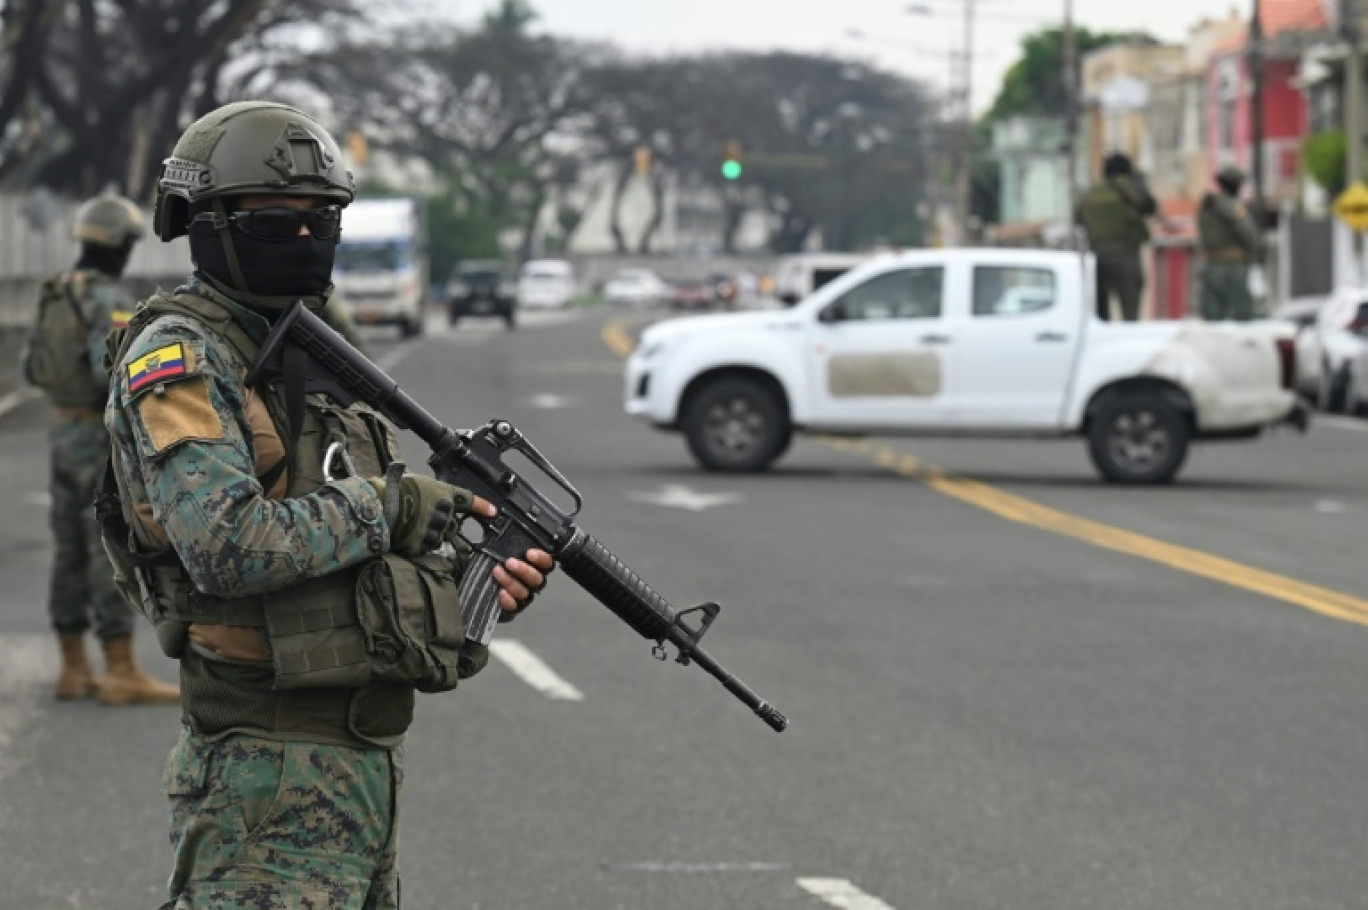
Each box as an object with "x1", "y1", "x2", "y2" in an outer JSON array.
[
  {"x1": 136, "y1": 377, "x2": 225, "y2": 455},
  {"x1": 128, "y1": 342, "x2": 192, "y2": 393}
]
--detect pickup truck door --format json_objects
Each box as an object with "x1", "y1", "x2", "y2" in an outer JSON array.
[
  {"x1": 948, "y1": 262, "x2": 1081, "y2": 427},
  {"x1": 807, "y1": 264, "x2": 955, "y2": 427}
]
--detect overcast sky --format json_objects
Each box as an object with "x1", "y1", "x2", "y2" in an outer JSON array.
[{"x1": 414, "y1": 0, "x2": 1250, "y2": 113}]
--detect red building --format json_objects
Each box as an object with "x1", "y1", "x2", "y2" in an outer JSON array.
[
  {"x1": 1153, "y1": 0, "x2": 1326, "y2": 317},
  {"x1": 1205, "y1": 0, "x2": 1324, "y2": 204}
]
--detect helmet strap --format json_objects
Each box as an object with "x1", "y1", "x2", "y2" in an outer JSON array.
[{"x1": 213, "y1": 199, "x2": 252, "y2": 293}]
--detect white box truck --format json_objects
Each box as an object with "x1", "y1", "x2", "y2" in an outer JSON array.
[{"x1": 333, "y1": 198, "x2": 429, "y2": 338}]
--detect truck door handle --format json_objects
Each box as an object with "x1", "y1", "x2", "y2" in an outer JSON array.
[
  {"x1": 920, "y1": 334, "x2": 952, "y2": 345},
  {"x1": 1035, "y1": 331, "x2": 1069, "y2": 343}
]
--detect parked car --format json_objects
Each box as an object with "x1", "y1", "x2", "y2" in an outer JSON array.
[
  {"x1": 625, "y1": 248, "x2": 1306, "y2": 484},
  {"x1": 604, "y1": 268, "x2": 670, "y2": 308},
  {"x1": 710, "y1": 273, "x2": 738, "y2": 309},
  {"x1": 518, "y1": 259, "x2": 576, "y2": 310},
  {"x1": 1296, "y1": 287, "x2": 1368, "y2": 412},
  {"x1": 448, "y1": 261, "x2": 516, "y2": 328},
  {"x1": 669, "y1": 279, "x2": 717, "y2": 312},
  {"x1": 1271, "y1": 296, "x2": 1328, "y2": 402}
]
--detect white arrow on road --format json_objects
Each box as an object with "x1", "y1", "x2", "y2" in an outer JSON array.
[
  {"x1": 527, "y1": 393, "x2": 575, "y2": 409},
  {"x1": 628, "y1": 484, "x2": 743, "y2": 512}
]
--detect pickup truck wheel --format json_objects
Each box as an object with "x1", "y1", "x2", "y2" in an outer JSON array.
[
  {"x1": 1087, "y1": 395, "x2": 1190, "y2": 485},
  {"x1": 683, "y1": 378, "x2": 788, "y2": 472},
  {"x1": 401, "y1": 315, "x2": 424, "y2": 339}
]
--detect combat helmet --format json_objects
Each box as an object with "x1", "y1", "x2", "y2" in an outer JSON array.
[
  {"x1": 72, "y1": 194, "x2": 145, "y2": 248},
  {"x1": 153, "y1": 100, "x2": 355, "y2": 242}
]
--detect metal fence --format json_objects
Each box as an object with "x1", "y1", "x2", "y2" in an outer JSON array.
[{"x1": 0, "y1": 192, "x2": 190, "y2": 328}]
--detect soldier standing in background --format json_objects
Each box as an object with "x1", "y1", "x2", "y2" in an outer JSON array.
[
  {"x1": 23, "y1": 194, "x2": 179, "y2": 705},
  {"x1": 1198, "y1": 165, "x2": 1265, "y2": 321},
  {"x1": 1076, "y1": 152, "x2": 1160, "y2": 322}
]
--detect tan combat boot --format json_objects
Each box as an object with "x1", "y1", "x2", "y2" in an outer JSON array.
[
  {"x1": 55, "y1": 634, "x2": 95, "y2": 700},
  {"x1": 93, "y1": 637, "x2": 180, "y2": 706}
]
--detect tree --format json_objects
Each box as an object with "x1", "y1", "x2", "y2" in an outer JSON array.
[
  {"x1": 0, "y1": 0, "x2": 366, "y2": 198},
  {"x1": 985, "y1": 27, "x2": 1147, "y2": 123},
  {"x1": 266, "y1": 2, "x2": 598, "y2": 264}
]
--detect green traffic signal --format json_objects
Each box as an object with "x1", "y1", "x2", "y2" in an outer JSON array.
[{"x1": 721, "y1": 160, "x2": 742, "y2": 180}]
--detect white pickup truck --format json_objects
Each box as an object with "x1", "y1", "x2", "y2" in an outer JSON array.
[{"x1": 624, "y1": 248, "x2": 1306, "y2": 484}]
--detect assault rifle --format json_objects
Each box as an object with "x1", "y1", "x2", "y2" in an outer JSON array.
[{"x1": 247, "y1": 302, "x2": 788, "y2": 733}]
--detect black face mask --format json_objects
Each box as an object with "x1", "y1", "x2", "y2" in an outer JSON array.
[
  {"x1": 189, "y1": 220, "x2": 337, "y2": 299},
  {"x1": 76, "y1": 240, "x2": 134, "y2": 278}
]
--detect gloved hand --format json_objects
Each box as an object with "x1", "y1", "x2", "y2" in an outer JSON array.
[{"x1": 367, "y1": 466, "x2": 479, "y2": 557}]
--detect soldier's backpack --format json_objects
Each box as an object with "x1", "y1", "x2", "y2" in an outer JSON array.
[{"x1": 23, "y1": 273, "x2": 102, "y2": 407}]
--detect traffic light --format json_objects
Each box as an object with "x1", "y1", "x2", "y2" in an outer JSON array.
[
  {"x1": 346, "y1": 131, "x2": 368, "y2": 166},
  {"x1": 722, "y1": 141, "x2": 742, "y2": 180},
  {"x1": 634, "y1": 145, "x2": 652, "y2": 176}
]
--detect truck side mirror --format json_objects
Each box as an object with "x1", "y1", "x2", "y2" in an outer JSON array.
[{"x1": 819, "y1": 302, "x2": 846, "y2": 324}]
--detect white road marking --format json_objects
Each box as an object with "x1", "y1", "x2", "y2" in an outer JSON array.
[
  {"x1": 798, "y1": 878, "x2": 898, "y2": 910},
  {"x1": 628, "y1": 484, "x2": 744, "y2": 512},
  {"x1": 1314, "y1": 500, "x2": 1349, "y2": 513},
  {"x1": 0, "y1": 635, "x2": 55, "y2": 780},
  {"x1": 24, "y1": 493, "x2": 51, "y2": 508},
  {"x1": 527, "y1": 393, "x2": 575, "y2": 409},
  {"x1": 373, "y1": 342, "x2": 419, "y2": 372},
  {"x1": 604, "y1": 861, "x2": 791, "y2": 873},
  {"x1": 1319, "y1": 415, "x2": 1368, "y2": 433},
  {"x1": 488, "y1": 639, "x2": 583, "y2": 701},
  {"x1": 0, "y1": 387, "x2": 42, "y2": 421}
]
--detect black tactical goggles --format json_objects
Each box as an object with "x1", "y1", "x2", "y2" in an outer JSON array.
[{"x1": 192, "y1": 205, "x2": 343, "y2": 242}]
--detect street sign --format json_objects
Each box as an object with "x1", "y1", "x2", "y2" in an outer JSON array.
[{"x1": 1334, "y1": 181, "x2": 1368, "y2": 232}]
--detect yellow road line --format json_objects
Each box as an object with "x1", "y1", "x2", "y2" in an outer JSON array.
[
  {"x1": 844, "y1": 439, "x2": 1368, "y2": 628},
  {"x1": 606, "y1": 321, "x2": 1368, "y2": 627},
  {"x1": 601, "y1": 319, "x2": 635, "y2": 358}
]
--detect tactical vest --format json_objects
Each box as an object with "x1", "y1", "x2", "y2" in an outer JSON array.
[
  {"x1": 99, "y1": 289, "x2": 475, "y2": 748},
  {"x1": 24, "y1": 272, "x2": 103, "y2": 408},
  {"x1": 1078, "y1": 177, "x2": 1151, "y2": 253}
]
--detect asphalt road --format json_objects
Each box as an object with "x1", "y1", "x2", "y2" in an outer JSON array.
[{"x1": 0, "y1": 304, "x2": 1366, "y2": 909}]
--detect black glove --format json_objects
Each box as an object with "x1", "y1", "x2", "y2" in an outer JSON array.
[{"x1": 367, "y1": 463, "x2": 477, "y2": 557}]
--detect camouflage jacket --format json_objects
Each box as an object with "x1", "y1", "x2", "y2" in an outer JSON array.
[{"x1": 104, "y1": 279, "x2": 390, "y2": 599}]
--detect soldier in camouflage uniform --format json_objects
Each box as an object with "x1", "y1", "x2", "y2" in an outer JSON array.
[
  {"x1": 1198, "y1": 165, "x2": 1264, "y2": 321},
  {"x1": 25, "y1": 194, "x2": 179, "y2": 705},
  {"x1": 102, "y1": 101, "x2": 553, "y2": 908},
  {"x1": 1075, "y1": 152, "x2": 1160, "y2": 322}
]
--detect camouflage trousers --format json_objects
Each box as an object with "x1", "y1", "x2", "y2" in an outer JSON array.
[
  {"x1": 163, "y1": 727, "x2": 403, "y2": 909},
  {"x1": 1200, "y1": 261, "x2": 1254, "y2": 321},
  {"x1": 48, "y1": 415, "x2": 134, "y2": 640}
]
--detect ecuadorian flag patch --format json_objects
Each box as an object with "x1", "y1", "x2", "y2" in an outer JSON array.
[{"x1": 128, "y1": 343, "x2": 188, "y2": 393}]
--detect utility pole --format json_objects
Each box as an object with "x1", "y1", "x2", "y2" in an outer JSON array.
[
  {"x1": 1248, "y1": 0, "x2": 1266, "y2": 225},
  {"x1": 1346, "y1": 0, "x2": 1364, "y2": 281},
  {"x1": 1062, "y1": 0, "x2": 1079, "y2": 250},
  {"x1": 1346, "y1": 0, "x2": 1363, "y2": 188},
  {"x1": 956, "y1": 0, "x2": 976, "y2": 244}
]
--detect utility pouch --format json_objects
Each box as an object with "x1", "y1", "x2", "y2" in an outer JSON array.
[
  {"x1": 355, "y1": 552, "x2": 483, "y2": 693},
  {"x1": 261, "y1": 573, "x2": 371, "y2": 691}
]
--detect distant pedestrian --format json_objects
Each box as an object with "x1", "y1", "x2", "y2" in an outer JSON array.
[
  {"x1": 1076, "y1": 152, "x2": 1160, "y2": 321},
  {"x1": 1198, "y1": 166, "x2": 1264, "y2": 322},
  {"x1": 23, "y1": 193, "x2": 179, "y2": 705}
]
